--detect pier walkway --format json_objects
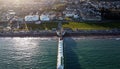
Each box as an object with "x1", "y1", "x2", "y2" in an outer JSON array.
[{"x1": 57, "y1": 38, "x2": 64, "y2": 69}]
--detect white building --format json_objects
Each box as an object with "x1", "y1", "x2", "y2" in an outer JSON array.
[
  {"x1": 74, "y1": 14, "x2": 79, "y2": 18},
  {"x1": 40, "y1": 14, "x2": 50, "y2": 21},
  {"x1": 65, "y1": 13, "x2": 74, "y2": 17},
  {"x1": 63, "y1": 10, "x2": 78, "y2": 17},
  {"x1": 25, "y1": 15, "x2": 39, "y2": 21},
  {"x1": 6, "y1": 10, "x2": 16, "y2": 21}
]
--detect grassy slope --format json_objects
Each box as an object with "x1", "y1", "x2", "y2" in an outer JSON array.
[
  {"x1": 20, "y1": 22, "x2": 120, "y2": 31},
  {"x1": 25, "y1": 22, "x2": 58, "y2": 30},
  {"x1": 63, "y1": 22, "x2": 120, "y2": 30}
]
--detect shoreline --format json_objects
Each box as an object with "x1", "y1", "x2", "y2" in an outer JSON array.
[
  {"x1": 0, "y1": 32, "x2": 120, "y2": 39},
  {"x1": 65, "y1": 35, "x2": 120, "y2": 39},
  {"x1": 0, "y1": 32, "x2": 57, "y2": 37}
]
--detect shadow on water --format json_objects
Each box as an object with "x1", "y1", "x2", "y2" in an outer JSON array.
[{"x1": 64, "y1": 37, "x2": 82, "y2": 69}]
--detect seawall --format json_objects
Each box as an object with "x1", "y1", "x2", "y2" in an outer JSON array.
[{"x1": 0, "y1": 30, "x2": 120, "y2": 37}]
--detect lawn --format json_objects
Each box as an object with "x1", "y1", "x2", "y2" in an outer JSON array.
[
  {"x1": 62, "y1": 22, "x2": 120, "y2": 30},
  {"x1": 19, "y1": 21, "x2": 120, "y2": 31},
  {"x1": 23, "y1": 22, "x2": 58, "y2": 30}
]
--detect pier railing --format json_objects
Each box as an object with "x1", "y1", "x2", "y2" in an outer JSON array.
[{"x1": 57, "y1": 38, "x2": 64, "y2": 69}]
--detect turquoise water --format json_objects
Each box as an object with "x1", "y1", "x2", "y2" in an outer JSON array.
[
  {"x1": 64, "y1": 38, "x2": 120, "y2": 69},
  {"x1": 0, "y1": 37, "x2": 120, "y2": 69},
  {"x1": 0, "y1": 38, "x2": 57, "y2": 69}
]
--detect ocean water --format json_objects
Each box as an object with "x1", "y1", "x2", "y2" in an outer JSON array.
[
  {"x1": 0, "y1": 37, "x2": 57, "y2": 69},
  {"x1": 64, "y1": 38, "x2": 120, "y2": 69},
  {"x1": 0, "y1": 37, "x2": 120, "y2": 69}
]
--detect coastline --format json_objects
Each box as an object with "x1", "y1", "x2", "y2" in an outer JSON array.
[
  {"x1": 65, "y1": 35, "x2": 120, "y2": 40},
  {"x1": 64, "y1": 31, "x2": 120, "y2": 39},
  {"x1": 0, "y1": 31, "x2": 120, "y2": 39},
  {"x1": 0, "y1": 31, "x2": 57, "y2": 37}
]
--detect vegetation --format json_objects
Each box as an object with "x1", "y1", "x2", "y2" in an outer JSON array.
[
  {"x1": 62, "y1": 22, "x2": 120, "y2": 30},
  {"x1": 22, "y1": 22, "x2": 120, "y2": 31},
  {"x1": 24, "y1": 22, "x2": 58, "y2": 30},
  {"x1": 1, "y1": 21, "x2": 120, "y2": 31}
]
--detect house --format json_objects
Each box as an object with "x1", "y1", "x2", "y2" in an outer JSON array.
[
  {"x1": 63, "y1": 10, "x2": 78, "y2": 18},
  {"x1": 25, "y1": 15, "x2": 39, "y2": 21},
  {"x1": 40, "y1": 14, "x2": 50, "y2": 21},
  {"x1": 6, "y1": 10, "x2": 16, "y2": 21},
  {"x1": 73, "y1": 14, "x2": 79, "y2": 18}
]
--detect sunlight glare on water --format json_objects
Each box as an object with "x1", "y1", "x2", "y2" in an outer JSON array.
[{"x1": 0, "y1": 37, "x2": 57, "y2": 69}]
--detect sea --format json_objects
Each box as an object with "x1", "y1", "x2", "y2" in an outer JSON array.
[{"x1": 0, "y1": 37, "x2": 120, "y2": 69}]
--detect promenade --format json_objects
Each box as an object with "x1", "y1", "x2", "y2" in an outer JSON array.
[{"x1": 0, "y1": 29, "x2": 120, "y2": 37}]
